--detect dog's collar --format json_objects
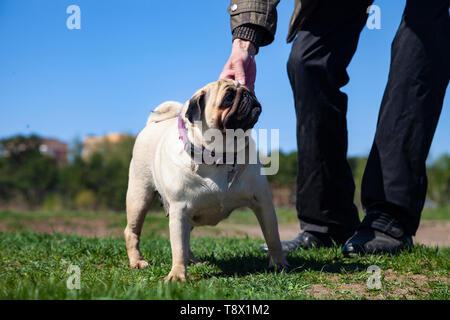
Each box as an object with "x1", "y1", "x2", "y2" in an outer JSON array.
[{"x1": 177, "y1": 114, "x2": 238, "y2": 165}]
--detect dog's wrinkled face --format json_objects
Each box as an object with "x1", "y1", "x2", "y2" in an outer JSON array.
[{"x1": 185, "y1": 79, "x2": 262, "y2": 132}]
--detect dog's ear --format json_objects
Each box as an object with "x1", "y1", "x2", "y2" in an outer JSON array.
[{"x1": 185, "y1": 91, "x2": 205, "y2": 123}]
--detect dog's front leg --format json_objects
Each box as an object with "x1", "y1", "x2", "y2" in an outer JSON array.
[
  {"x1": 164, "y1": 206, "x2": 191, "y2": 282},
  {"x1": 251, "y1": 184, "x2": 289, "y2": 271}
]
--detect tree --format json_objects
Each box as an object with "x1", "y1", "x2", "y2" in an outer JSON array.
[
  {"x1": 266, "y1": 150, "x2": 297, "y2": 186},
  {"x1": 348, "y1": 156, "x2": 368, "y2": 210},
  {"x1": 427, "y1": 154, "x2": 450, "y2": 206},
  {"x1": 0, "y1": 135, "x2": 58, "y2": 206}
]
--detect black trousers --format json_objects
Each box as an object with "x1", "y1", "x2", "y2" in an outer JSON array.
[{"x1": 287, "y1": 0, "x2": 450, "y2": 237}]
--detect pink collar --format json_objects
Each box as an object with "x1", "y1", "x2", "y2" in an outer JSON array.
[{"x1": 177, "y1": 115, "x2": 237, "y2": 165}]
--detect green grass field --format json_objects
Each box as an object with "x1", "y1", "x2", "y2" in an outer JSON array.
[
  {"x1": 0, "y1": 231, "x2": 448, "y2": 300},
  {"x1": 0, "y1": 207, "x2": 448, "y2": 300}
]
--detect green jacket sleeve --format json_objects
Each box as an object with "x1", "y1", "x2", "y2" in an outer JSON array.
[{"x1": 228, "y1": 0, "x2": 280, "y2": 48}]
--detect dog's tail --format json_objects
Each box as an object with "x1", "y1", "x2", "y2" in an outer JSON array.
[{"x1": 146, "y1": 101, "x2": 183, "y2": 125}]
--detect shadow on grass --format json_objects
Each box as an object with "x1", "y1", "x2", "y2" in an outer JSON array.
[{"x1": 202, "y1": 252, "x2": 369, "y2": 277}]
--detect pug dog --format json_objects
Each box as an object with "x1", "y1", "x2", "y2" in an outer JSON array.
[{"x1": 124, "y1": 79, "x2": 288, "y2": 281}]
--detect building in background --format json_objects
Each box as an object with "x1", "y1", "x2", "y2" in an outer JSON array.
[
  {"x1": 82, "y1": 132, "x2": 131, "y2": 160},
  {"x1": 1, "y1": 136, "x2": 68, "y2": 167},
  {"x1": 39, "y1": 138, "x2": 69, "y2": 167}
]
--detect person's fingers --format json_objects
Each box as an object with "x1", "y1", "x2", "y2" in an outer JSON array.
[
  {"x1": 219, "y1": 59, "x2": 234, "y2": 80},
  {"x1": 219, "y1": 69, "x2": 235, "y2": 80},
  {"x1": 233, "y1": 59, "x2": 246, "y2": 86},
  {"x1": 219, "y1": 54, "x2": 255, "y2": 89}
]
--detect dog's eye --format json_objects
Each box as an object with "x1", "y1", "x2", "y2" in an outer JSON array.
[{"x1": 221, "y1": 91, "x2": 235, "y2": 108}]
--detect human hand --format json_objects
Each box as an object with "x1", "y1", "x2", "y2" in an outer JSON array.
[{"x1": 219, "y1": 39, "x2": 257, "y2": 92}]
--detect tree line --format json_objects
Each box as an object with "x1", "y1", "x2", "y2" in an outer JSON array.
[{"x1": 0, "y1": 135, "x2": 448, "y2": 211}]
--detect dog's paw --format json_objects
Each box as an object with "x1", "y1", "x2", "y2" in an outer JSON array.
[
  {"x1": 268, "y1": 263, "x2": 290, "y2": 273},
  {"x1": 130, "y1": 259, "x2": 149, "y2": 269},
  {"x1": 268, "y1": 258, "x2": 290, "y2": 272},
  {"x1": 164, "y1": 266, "x2": 187, "y2": 282}
]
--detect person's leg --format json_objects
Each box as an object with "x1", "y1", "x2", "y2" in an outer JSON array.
[
  {"x1": 286, "y1": 1, "x2": 373, "y2": 246},
  {"x1": 344, "y1": 0, "x2": 450, "y2": 255}
]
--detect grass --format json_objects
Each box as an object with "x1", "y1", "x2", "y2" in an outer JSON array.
[
  {"x1": 0, "y1": 207, "x2": 448, "y2": 299},
  {"x1": 0, "y1": 231, "x2": 448, "y2": 300},
  {"x1": 420, "y1": 206, "x2": 450, "y2": 220}
]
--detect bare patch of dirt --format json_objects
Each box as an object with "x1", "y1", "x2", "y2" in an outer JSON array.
[
  {"x1": 412, "y1": 221, "x2": 450, "y2": 247},
  {"x1": 306, "y1": 276, "x2": 389, "y2": 300},
  {"x1": 305, "y1": 270, "x2": 449, "y2": 299},
  {"x1": 0, "y1": 217, "x2": 123, "y2": 238},
  {"x1": 204, "y1": 221, "x2": 450, "y2": 247},
  {"x1": 307, "y1": 284, "x2": 334, "y2": 299},
  {"x1": 0, "y1": 216, "x2": 449, "y2": 247}
]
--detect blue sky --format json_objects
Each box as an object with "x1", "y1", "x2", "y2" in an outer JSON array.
[{"x1": 0, "y1": 0, "x2": 448, "y2": 158}]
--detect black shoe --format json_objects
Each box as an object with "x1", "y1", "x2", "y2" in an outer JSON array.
[
  {"x1": 342, "y1": 210, "x2": 413, "y2": 257},
  {"x1": 259, "y1": 231, "x2": 346, "y2": 253}
]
